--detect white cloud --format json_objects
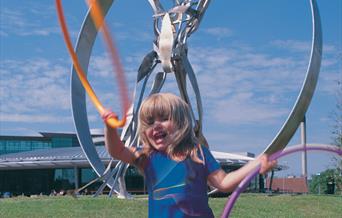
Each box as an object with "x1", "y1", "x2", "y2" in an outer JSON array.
[
  {"x1": 0, "y1": 113, "x2": 71, "y2": 123},
  {"x1": 89, "y1": 55, "x2": 113, "y2": 78},
  {"x1": 189, "y1": 46, "x2": 305, "y2": 98},
  {"x1": 0, "y1": 7, "x2": 60, "y2": 37},
  {"x1": 184, "y1": 42, "x2": 332, "y2": 125},
  {"x1": 202, "y1": 27, "x2": 233, "y2": 38},
  {"x1": 271, "y1": 40, "x2": 311, "y2": 52},
  {"x1": 114, "y1": 29, "x2": 153, "y2": 42},
  {"x1": 271, "y1": 39, "x2": 339, "y2": 56},
  {"x1": 0, "y1": 58, "x2": 71, "y2": 122},
  {"x1": 211, "y1": 92, "x2": 288, "y2": 125},
  {"x1": 317, "y1": 70, "x2": 342, "y2": 95}
]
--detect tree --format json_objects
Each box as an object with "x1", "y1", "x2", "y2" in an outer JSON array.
[
  {"x1": 331, "y1": 79, "x2": 342, "y2": 148},
  {"x1": 312, "y1": 80, "x2": 342, "y2": 195},
  {"x1": 309, "y1": 169, "x2": 342, "y2": 194},
  {"x1": 329, "y1": 80, "x2": 342, "y2": 194}
]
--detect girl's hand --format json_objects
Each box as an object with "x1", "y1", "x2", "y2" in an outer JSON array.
[
  {"x1": 259, "y1": 154, "x2": 277, "y2": 175},
  {"x1": 101, "y1": 108, "x2": 118, "y2": 124}
]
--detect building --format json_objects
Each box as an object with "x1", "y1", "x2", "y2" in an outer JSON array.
[
  {"x1": 266, "y1": 177, "x2": 308, "y2": 194},
  {"x1": 0, "y1": 132, "x2": 265, "y2": 196}
]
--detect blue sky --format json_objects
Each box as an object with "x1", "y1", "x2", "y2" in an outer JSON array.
[{"x1": 0, "y1": 0, "x2": 341, "y2": 178}]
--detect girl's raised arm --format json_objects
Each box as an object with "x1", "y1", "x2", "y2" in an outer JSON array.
[
  {"x1": 208, "y1": 155, "x2": 276, "y2": 192},
  {"x1": 102, "y1": 109, "x2": 137, "y2": 164}
]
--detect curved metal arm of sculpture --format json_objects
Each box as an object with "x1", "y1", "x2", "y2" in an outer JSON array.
[
  {"x1": 112, "y1": 56, "x2": 167, "y2": 198},
  {"x1": 124, "y1": 69, "x2": 167, "y2": 146},
  {"x1": 124, "y1": 71, "x2": 166, "y2": 146},
  {"x1": 120, "y1": 58, "x2": 158, "y2": 144},
  {"x1": 221, "y1": 144, "x2": 342, "y2": 218},
  {"x1": 120, "y1": 62, "x2": 167, "y2": 154},
  {"x1": 120, "y1": 50, "x2": 158, "y2": 143},
  {"x1": 93, "y1": 162, "x2": 121, "y2": 197},
  {"x1": 75, "y1": 158, "x2": 114, "y2": 194},
  {"x1": 186, "y1": 0, "x2": 211, "y2": 37},
  {"x1": 86, "y1": 0, "x2": 130, "y2": 118},
  {"x1": 173, "y1": 44, "x2": 208, "y2": 147},
  {"x1": 109, "y1": 164, "x2": 130, "y2": 198},
  {"x1": 112, "y1": 56, "x2": 162, "y2": 198},
  {"x1": 150, "y1": 72, "x2": 167, "y2": 94},
  {"x1": 179, "y1": 46, "x2": 203, "y2": 126},
  {"x1": 66, "y1": 0, "x2": 189, "y2": 198},
  {"x1": 148, "y1": 0, "x2": 164, "y2": 16},
  {"x1": 137, "y1": 51, "x2": 158, "y2": 82},
  {"x1": 56, "y1": 0, "x2": 128, "y2": 129},
  {"x1": 263, "y1": 0, "x2": 322, "y2": 155},
  {"x1": 92, "y1": 161, "x2": 129, "y2": 198},
  {"x1": 173, "y1": 64, "x2": 208, "y2": 147},
  {"x1": 57, "y1": 1, "x2": 131, "y2": 198},
  {"x1": 173, "y1": 62, "x2": 197, "y2": 120},
  {"x1": 93, "y1": 162, "x2": 129, "y2": 198},
  {"x1": 69, "y1": 0, "x2": 119, "y2": 192}
]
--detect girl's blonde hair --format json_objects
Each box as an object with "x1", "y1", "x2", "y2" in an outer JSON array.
[{"x1": 135, "y1": 93, "x2": 204, "y2": 166}]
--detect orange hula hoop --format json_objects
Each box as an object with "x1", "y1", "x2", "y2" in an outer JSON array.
[{"x1": 55, "y1": 0, "x2": 130, "y2": 128}]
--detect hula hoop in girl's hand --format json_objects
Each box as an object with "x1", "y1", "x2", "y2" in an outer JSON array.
[
  {"x1": 56, "y1": 0, "x2": 130, "y2": 128},
  {"x1": 221, "y1": 144, "x2": 342, "y2": 218}
]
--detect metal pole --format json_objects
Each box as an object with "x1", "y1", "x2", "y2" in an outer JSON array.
[
  {"x1": 317, "y1": 173, "x2": 321, "y2": 195},
  {"x1": 301, "y1": 116, "x2": 308, "y2": 186},
  {"x1": 269, "y1": 170, "x2": 274, "y2": 193},
  {"x1": 74, "y1": 166, "x2": 79, "y2": 191}
]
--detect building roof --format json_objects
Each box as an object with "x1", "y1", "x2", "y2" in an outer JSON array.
[
  {"x1": 0, "y1": 146, "x2": 254, "y2": 170},
  {"x1": 211, "y1": 150, "x2": 254, "y2": 163},
  {"x1": 0, "y1": 129, "x2": 104, "y2": 138},
  {"x1": 0, "y1": 146, "x2": 112, "y2": 170}
]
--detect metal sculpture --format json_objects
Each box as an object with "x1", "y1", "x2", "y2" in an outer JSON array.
[
  {"x1": 68, "y1": 0, "x2": 322, "y2": 199},
  {"x1": 56, "y1": 0, "x2": 129, "y2": 129},
  {"x1": 262, "y1": 0, "x2": 322, "y2": 155}
]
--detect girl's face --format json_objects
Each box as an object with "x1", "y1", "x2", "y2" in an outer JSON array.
[{"x1": 144, "y1": 115, "x2": 175, "y2": 151}]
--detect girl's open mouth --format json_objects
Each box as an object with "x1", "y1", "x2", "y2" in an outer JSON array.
[{"x1": 153, "y1": 131, "x2": 167, "y2": 141}]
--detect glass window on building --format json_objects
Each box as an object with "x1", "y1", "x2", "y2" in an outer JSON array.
[
  {"x1": 80, "y1": 168, "x2": 97, "y2": 185},
  {"x1": 52, "y1": 137, "x2": 73, "y2": 148},
  {"x1": 125, "y1": 166, "x2": 145, "y2": 193},
  {"x1": 72, "y1": 137, "x2": 80, "y2": 147},
  {"x1": 0, "y1": 169, "x2": 54, "y2": 196},
  {"x1": 53, "y1": 169, "x2": 76, "y2": 192},
  {"x1": 0, "y1": 141, "x2": 6, "y2": 154},
  {"x1": 20, "y1": 141, "x2": 31, "y2": 151},
  {"x1": 31, "y1": 141, "x2": 51, "y2": 151},
  {"x1": 6, "y1": 141, "x2": 20, "y2": 153},
  {"x1": 0, "y1": 139, "x2": 52, "y2": 155}
]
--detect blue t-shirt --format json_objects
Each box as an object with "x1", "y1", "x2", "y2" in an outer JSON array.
[{"x1": 143, "y1": 145, "x2": 221, "y2": 218}]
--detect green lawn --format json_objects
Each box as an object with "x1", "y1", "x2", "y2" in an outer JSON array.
[
  {"x1": 0, "y1": 194, "x2": 341, "y2": 218},
  {"x1": 210, "y1": 194, "x2": 342, "y2": 218}
]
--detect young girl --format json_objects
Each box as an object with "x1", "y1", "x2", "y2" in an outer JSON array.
[{"x1": 103, "y1": 92, "x2": 276, "y2": 218}]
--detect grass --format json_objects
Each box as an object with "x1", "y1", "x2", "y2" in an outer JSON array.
[
  {"x1": 0, "y1": 194, "x2": 341, "y2": 218},
  {"x1": 210, "y1": 194, "x2": 342, "y2": 218}
]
